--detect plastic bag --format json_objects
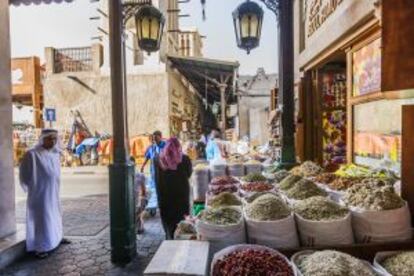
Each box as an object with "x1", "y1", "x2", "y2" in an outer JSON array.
[
  {"x1": 237, "y1": 141, "x2": 250, "y2": 155},
  {"x1": 373, "y1": 251, "x2": 406, "y2": 276},
  {"x1": 350, "y1": 202, "x2": 412, "y2": 243},
  {"x1": 295, "y1": 213, "x2": 354, "y2": 247},
  {"x1": 245, "y1": 212, "x2": 299, "y2": 249}
]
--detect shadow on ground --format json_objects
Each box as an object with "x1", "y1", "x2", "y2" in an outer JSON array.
[{"x1": 2, "y1": 195, "x2": 165, "y2": 276}]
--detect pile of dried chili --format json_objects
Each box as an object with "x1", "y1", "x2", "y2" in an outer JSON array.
[{"x1": 212, "y1": 248, "x2": 294, "y2": 276}]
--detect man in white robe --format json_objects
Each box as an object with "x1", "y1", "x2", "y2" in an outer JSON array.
[{"x1": 19, "y1": 129, "x2": 70, "y2": 258}]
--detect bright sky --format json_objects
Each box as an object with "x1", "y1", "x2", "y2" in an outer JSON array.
[{"x1": 10, "y1": 0, "x2": 278, "y2": 75}]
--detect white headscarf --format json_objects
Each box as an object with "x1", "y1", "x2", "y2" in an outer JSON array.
[{"x1": 35, "y1": 129, "x2": 63, "y2": 153}]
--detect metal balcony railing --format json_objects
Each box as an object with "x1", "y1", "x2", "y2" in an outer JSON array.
[{"x1": 54, "y1": 47, "x2": 93, "y2": 73}]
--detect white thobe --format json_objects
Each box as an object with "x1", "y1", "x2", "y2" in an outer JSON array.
[{"x1": 19, "y1": 146, "x2": 63, "y2": 253}]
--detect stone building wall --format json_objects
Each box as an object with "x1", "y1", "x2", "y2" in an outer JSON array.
[
  {"x1": 238, "y1": 68, "x2": 278, "y2": 144},
  {"x1": 43, "y1": 73, "x2": 170, "y2": 137}
]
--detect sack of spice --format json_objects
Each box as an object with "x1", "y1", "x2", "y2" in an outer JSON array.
[
  {"x1": 290, "y1": 161, "x2": 323, "y2": 177},
  {"x1": 228, "y1": 163, "x2": 245, "y2": 177},
  {"x1": 284, "y1": 179, "x2": 328, "y2": 201},
  {"x1": 244, "y1": 160, "x2": 263, "y2": 175},
  {"x1": 191, "y1": 167, "x2": 210, "y2": 202},
  {"x1": 293, "y1": 197, "x2": 354, "y2": 246},
  {"x1": 196, "y1": 207, "x2": 245, "y2": 255},
  {"x1": 207, "y1": 192, "x2": 242, "y2": 208},
  {"x1": 374, "y1": 251, "x2": 414, "y2": 276},
  {"x1": 242, "y1": 191, "x2": 280, "y2": 205},
  {"x1": 207, "y1": 185, "x2": 239, "y2": 196},
  {"x1": 174, "y1": 220, "x2": 197, "y2": 240},
  {"x1": 278, "y1": 174, "x2": 303, "y2": 191},
  {"x1": 208, "y1": 176, "x2": 240, "y2": 196},
  {"x1": 292, "y1": 250, "x2": 378, "y2": 276},
  {"x1": 242, "y1": 172, "x2": 267, "y2": 183},
  {"x1": 211, "y1": 244, "x2": 295, "y2": 276},
  {"x1": 274, "y1": 169, "x2": 290, "y2": 183},
  {"x1": 210, "y1": 176, "x2": 240, "y2": 186},
  {"x1": 343, "y1": 183, "x2": 411, "y2": 243},
  {"x1": 240, "y1": 182, "x2": 274, "y2": 197},
  {"x1": 244, "y1": 194, "x2": 299, "y2": 249}
]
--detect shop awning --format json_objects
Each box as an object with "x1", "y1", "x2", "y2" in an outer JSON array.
[
  {"x1": 10, "y1": 0, "x2": 74, "y2": 6},
  {"x1": 167, "y1": 54, "x2": 240, "y2": 104}
]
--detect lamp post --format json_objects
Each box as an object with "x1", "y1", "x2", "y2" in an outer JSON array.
[
  {"x1": 232, "y1": 0, "x2": 264, "y2": 54},
  {"x1": 277, "y1": 0, "x2": 296, "y2": 168},
  {"x1": 108, "y1": 0, "x2": 164, "y2": 264},
  {"x1": 135, "y1": 5, "x2": 165, "y2": 54}
]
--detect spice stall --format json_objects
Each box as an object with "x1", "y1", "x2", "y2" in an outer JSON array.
[{"x1": 145, "y1": 158, "x2": 414, "y2": 276}]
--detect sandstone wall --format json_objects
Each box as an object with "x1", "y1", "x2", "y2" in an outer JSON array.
[{"x1": 44, "y1": 73, "x2": 170, "y2": 137}]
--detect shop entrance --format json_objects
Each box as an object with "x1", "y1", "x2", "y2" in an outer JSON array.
[{"x1": 301, "y1": 53, "x2": 347, "y2": 172}]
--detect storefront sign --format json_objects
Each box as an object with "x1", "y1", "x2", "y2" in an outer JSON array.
[
  {"x1": 353, "y1": 38, "x2": 382, "y2": 96},
  {"x1": 307, "y1": 0, "x2": 344, "y2": 37}
]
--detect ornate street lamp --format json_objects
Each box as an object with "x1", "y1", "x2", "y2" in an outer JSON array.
[
  {"x1": 135, "y1": 5, "x2": 165, "y2": 54},
  {"x1": 232, "y1": 0, "x2": 264, "y2": 54},
  {"x1": 203, "y1": 0, "x2": 296, "y2": 168}
]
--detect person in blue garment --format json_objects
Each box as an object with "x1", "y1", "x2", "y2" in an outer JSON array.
[
  {"x1": 141, "y1": 131, "x2": 166, "y2": 173},
  {"x1": 206, "y1": 129, "x2": 227, "y2": 161},
  {"x1": 140, "y1": 131, "x2": 166, "y2": 213}
]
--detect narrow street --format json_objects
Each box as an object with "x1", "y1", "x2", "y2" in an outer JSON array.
[{"x1": 2, "y1": 168, "x2": 164, "y2": 276}]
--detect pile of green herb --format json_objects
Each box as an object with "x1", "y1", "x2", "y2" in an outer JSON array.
[
  {"x1": 278, "y1": 175, "x2": 302, "y2": 191},
  {"x1": 284, "y1": 179, "x2": 327, "y2": 200},
  {"x1": 208, "y1": 192, "x2": 242, "y2": 208},
  {"x1": 200, "y1": 207, "x2": 241, "y2": 225},
  {"x1": 245, "y1": 194, "x2": 290, "y2": 221},
  {"x1": 291, "y1": 161, "x2": 324, "y2": 177},
  {"x1": 274, "y1": 170, "x2": 290, "y2": 183},
  {"x1": 382, "y1": 251, "x2": 414, "y2": 276},
  {"x1": 343, "y1": 182, "x2": 405, "y2": 210},
  {"x1": 293, "y1": 196, "x2": 349, "y2": 221},
  {"x1": 244, "y1": 192, "x2": 278, "y2": 204},
  {"x1": 297, "y1": 250, "x2": 376, "y2": 276},
  {"x1": 242, "y1": 173, "x2": 267, "y2": 183}
]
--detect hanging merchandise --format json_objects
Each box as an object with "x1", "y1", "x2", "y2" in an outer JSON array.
[
  {"x1": 320, "y1": 70, "x2": 347, "y2": 171},
  {"x1": 212, "y1": 102, "x2": 220, "y2": 115},
  {"x1": 201, "y1": 0, "x2": 206, "y2": 20}
]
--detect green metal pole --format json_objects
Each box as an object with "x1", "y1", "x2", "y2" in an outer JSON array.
[
  {"x1": 108, "y1": 0, "x2": 136, "y2": 264},
  {"x1": 278, "y1": 0, "x2": 297, "y2": 169}
]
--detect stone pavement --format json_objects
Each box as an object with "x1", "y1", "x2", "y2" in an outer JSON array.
[{"x1": 0, "y1": 197, "x2": 165, "y2": 276}]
